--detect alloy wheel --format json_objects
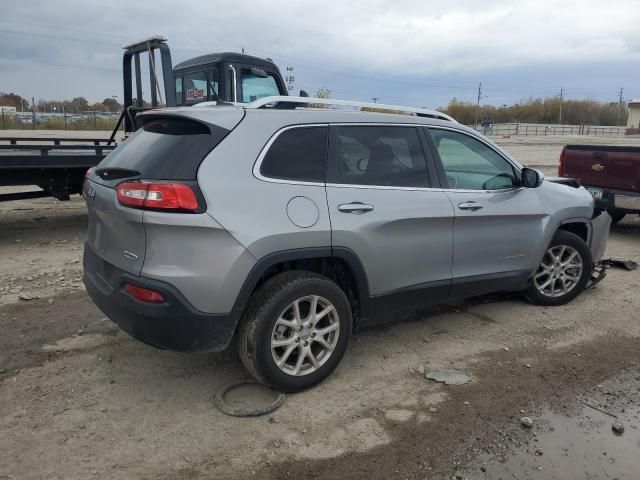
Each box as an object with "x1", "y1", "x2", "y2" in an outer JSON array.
[
  {"x1": 270, "y1": 295, "x2": 340, "y2": 376},
  {"x1": 533, "y1": 245, "x2": 584, "y2": 298}
]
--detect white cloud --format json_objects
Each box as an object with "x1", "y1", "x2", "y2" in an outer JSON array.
[{"x1": 1, "y1": 0, "x2": 638, "y2": 101}]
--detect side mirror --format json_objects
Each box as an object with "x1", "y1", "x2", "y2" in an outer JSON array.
[
  {"x1": 521, "y1": 167, "x2": 543, "y2": 188},
  {"x1": 299, "y1": 90, "x2": 309, "y2": 97}
]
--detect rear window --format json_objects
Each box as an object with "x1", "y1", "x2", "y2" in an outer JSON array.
[
  {"x1": 97, "y1": 116, "x2": 226, "y2": 181},
  {"x1": 260, "y1": 126, "x2": 328, "y2": 182}
]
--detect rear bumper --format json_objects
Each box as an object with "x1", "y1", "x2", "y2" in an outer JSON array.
[{"x1": 83, "y1": 243, "x2": 239, "y2": 352}]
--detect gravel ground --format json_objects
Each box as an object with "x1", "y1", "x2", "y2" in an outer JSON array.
[{"x1": 1, "y1": 133, "x2": 639, "y2": 480}]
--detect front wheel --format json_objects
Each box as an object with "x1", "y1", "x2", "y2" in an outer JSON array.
[
  {"x1": 525, "y1": 230, "x2": 593, "y2": 306},
  {"x1": 237, "y1": 271, "x2": 352, "y2": 392}
]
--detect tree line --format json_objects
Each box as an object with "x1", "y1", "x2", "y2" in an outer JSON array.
[
  {"x1": 439, "y1": 97, "x2": 628, "y2": 126},
  {"x1": 2, "y1": 89, "x2": 630, "y2": 126},
  {"x1": 0, "y1": 92, "x2": 122, "y2": 113}
]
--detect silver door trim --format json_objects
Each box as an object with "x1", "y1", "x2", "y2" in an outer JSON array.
[
  {"x1": 253, "y1": 122, "x2": 523, "y2": 193},
  {"x1": 326, "y1": 183, "x2": 445, "y2": 192},
  {"x1": 254, "y1": 122, "x2": 445, "y2": 190}
]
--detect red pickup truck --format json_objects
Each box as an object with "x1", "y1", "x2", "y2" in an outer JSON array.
[{"x1": 559, "y1": 144, "x2": 640, "y2": 223}]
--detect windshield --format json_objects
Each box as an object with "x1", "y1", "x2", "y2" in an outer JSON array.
[{"x1": 242, "y1": 74, "x2": 280, "y2": 102}]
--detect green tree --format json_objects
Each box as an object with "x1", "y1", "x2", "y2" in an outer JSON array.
[
  {"x1": 0, "y1": 92, "x2": 29, "y2": 110},
  {"x1": 102, "y1": 97, "x2": 121, "y2": 112}
]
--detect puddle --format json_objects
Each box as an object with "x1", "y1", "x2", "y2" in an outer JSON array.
[{"x1": 465, "y1": 369, "x2": 640, "y2": 479}]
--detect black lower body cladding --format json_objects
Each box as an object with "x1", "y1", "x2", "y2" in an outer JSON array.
[{"x1": 83, "y1": 244, "x2": 239, "y2": 352}]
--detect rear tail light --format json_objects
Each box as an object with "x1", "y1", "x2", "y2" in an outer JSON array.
[
  {"x1": 123, "y1": 283, "x2": 164, "y2": 303},
  {"x1": 116, "y1": 181, "x2": 200, "y2": 211},
  {"x1": 558, "y1": 147, "x2": 566, "y2": 177}
]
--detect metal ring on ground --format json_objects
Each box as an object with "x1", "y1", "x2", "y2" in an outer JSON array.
[{"x1": 214, "y1": 380, "x2": 286, "y2": 417}]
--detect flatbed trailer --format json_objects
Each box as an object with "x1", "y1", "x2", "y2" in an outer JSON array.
[{"x1": 0, "y1": 136, "x2": 115, "y2": 201}]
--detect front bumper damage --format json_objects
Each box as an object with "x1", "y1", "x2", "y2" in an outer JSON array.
[{"x1": 587, "y1": 210, "x2": 612, "y2": 288}]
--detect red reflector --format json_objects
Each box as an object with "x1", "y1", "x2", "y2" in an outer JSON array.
[
  {"x1": 123, "y1": 283, "x2": 164, "y2": 303},
  {"x1": 116, "y1": 181, "x2": 199, "y2": 211}
]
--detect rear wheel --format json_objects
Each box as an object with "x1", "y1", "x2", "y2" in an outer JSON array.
[
  {"x1": 237, "y1": 271, "x2": 352, "y2": 392},
  {"x1": 525, "y1": 230, "x2": 593, "y2": 306}
]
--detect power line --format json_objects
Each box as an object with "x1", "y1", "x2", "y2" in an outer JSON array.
[
  {"x1": 0, "y1": 17, "x2": 630, "y2": 103},
  {"x1": 0, "y1": 19, "x2": 476, "y2": 91}
]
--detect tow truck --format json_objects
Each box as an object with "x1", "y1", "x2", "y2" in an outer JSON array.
[{"x1": 0, "y1": 36, "x2": 291, "y2": 202}]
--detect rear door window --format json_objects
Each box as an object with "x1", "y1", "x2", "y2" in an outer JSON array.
[
  {"x1": 259, "y1": 126, "x2": 328, "y2": 182},
  {"x1": 328, "y1": 126, "x2": 430, "y2": 188}
]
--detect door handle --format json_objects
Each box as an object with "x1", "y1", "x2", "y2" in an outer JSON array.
[
  {"x1": 337, "y1": 202, "x2": 374, "y2": 214},
  {"x1": 458, "y1": 201, "x2": 484, "y2": 211}
]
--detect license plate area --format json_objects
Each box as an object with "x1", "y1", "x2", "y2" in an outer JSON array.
[{"x1": 587, "y1": 187, "x2": 603, "y2": 200}]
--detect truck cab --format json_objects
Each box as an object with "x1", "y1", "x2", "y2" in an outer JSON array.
[
  {"x1": 173, "y1": 52, "x2": 287, "y2": 105},
  {"x1": 120, "y1": 36, "x2": 290, "y2": 134}
]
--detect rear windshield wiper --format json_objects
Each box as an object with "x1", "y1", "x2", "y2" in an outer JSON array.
[{"x1": 95, "y1": 168, "x2": 141, "y2": 180}]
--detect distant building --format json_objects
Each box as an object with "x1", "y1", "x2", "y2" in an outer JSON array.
[
  {"x1": 0, "y1": 106, "x2": 17, "y2": 116},
  {"x1": 627, "y1": 100, "x2": 640, "y2": 128}
]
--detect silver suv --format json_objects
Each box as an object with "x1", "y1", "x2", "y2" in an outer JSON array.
[{"x1": 83, "y1": 96, "x2": 611, "y2": 392}]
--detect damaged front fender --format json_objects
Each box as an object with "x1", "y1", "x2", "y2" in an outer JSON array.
[{"x1": 589, "y1": 210, "x2": 612, "y2": 264}]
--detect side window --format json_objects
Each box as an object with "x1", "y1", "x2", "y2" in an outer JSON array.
[
  {"x1": 430, "y1": 129, "x2": 517, "y2": 190},
  {"x1": 328, "y1": 126, "x2": 429, "y2": 188},
  {"x1": 175, "y1": 77, "x2": 183, "y2": 105},
  {"x1": 183, "y1": 71, "x2": 207, "y2": 104},
  {"x1": 260, "y1": 127, "x2": 328, "y2": 182},
  {"x1": 208, "y1": 68, "x2": 219, "y2": 100},
  {"x1": 242, "y1": 74, "x2": 280, "y2": 102}
]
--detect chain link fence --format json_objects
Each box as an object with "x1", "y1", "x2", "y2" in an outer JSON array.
[
  {"x1": 468, "y1": 123, "x2": 628, "y2": 137},
  {"x1": 0, "y1": 111, "x2": 120, "y2": 131}
]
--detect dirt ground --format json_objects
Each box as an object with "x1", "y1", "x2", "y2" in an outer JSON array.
[{"x1": 1, "y1": 134, "x2": 640, "y2": 480}]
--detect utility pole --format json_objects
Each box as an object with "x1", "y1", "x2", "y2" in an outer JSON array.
[
  {"x1": 474, "y1": 82, "x2": 482, "y2": 130},
  {"x1": 616, "y1": 87, "x2": 624, "y2": 126},
  {"x1": 372, "y1": 97, "x2": 379, "y2": 104},
  {"x1": 558, "y1": 88, "x2": 564, "y2": 125},
  {"x1": 31, "y1": 96, "x2": 36, "y2": 130}
]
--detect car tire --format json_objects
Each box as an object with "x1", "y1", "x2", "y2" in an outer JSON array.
[
  {"x1": 237, "y1": 271, "x2": 352, "y2": 392},
  {"x1": 608, "y1": 209, "x2": 626, "y2": 224},
  {"x1": 524, "y1": 230, "x2": 593, "y2": 306}
]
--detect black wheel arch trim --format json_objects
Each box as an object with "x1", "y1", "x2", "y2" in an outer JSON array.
[
  {"x1": 231, "y1": 248, "x2": 545, "y2": 326},
  {"x1": 556, "y1": 217, "x2": 593, "y2": 245},
  {"x1": 231, "y1": 246, "x2": 371, "y2": 315}
]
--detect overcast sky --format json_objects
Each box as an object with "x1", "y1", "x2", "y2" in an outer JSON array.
[{"x1": 1, "y1": 0, "x2": 639, "y2": 108}]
